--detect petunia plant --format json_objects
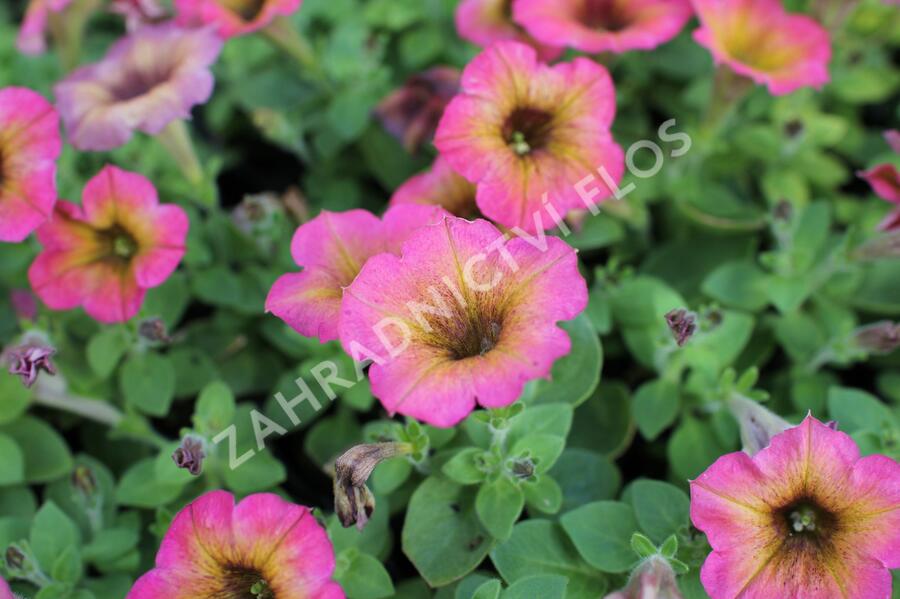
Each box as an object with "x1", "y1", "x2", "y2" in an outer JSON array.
[{"x1": 0, "y1": 0, "x2": 899, "y2": 598}]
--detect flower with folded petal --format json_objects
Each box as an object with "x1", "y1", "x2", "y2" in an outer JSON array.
[
  {"x1": 17, "y1": 0, "x2": 72, "y2": 55},
  {"x1": 4, "y1": 341, "x2": 56, "y2": 389},
  {"x1": 375, "y1": 67, "x2": 460, "y2": 154},
  {"x1": 0, "y1": 87, "x2": 61, "y2": 243},
  {"x1": 514, "y1": 0, "x2": 693, "y2": 55},
  {"x1": 127, "y1": 490, "x2": 344, "y2": 599},
  {"x1": 691, "y1": 416, "x2": 900, "y2": 599},
  {"x1": 859, "y1": 163, "x2": 900, "y2": 231},
  {"x1": 339, "y1": 216, "x2": 588, "y2": 427},
  {"x1": 691, "y1": 0, "x2": 831, "y2": 96},
  {"x1": 54, "y1": 24, "x2": 222, "y2": 151},
  {"x1": 175, "y1": 0, "x2": 301, "y2": 38},
  {"x1": 435, "y1": 41, "x2": 624, "y2": 233},
  {"x1": 456, "y1": 0, "x2": 562, "y2": 62},
  {"x1": 391, "y1": 158, "x2": 479, "y2": 219},
  {"x1": 266, "y1": 205, "x2": 447, "y2": 343},
  {"x1": 28, "y1": 165, "x2": 188, "y2": 324}
]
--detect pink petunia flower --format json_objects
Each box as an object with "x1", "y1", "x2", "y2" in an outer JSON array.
[
  {"x1": 691, "y1": 416, "x2": 900, "y2": 599},
  {"x1": 266, "y1": 205, "x2": 448, "y2": 343},
  {"x1": 16, "y1": 0, "x2": 72, "y2": 55},
  {"x1": 886, "y1": 130, "x2": 900, "y2": 154},
  {"x1": 174, "y1": 0, "x2": 302, "y2": 39},
  {"x1": 127, "y1": 490, "x2": 344, "y2": 599},
  {"x1": 54, "y1": 24, "x2": 222, "y2": 151},
  {"x1": 28, "y1": 165, "x2": 188, "y2": 324},
  {"x1": 375, "y1": 67, "x2": 460, "y2": 154},
  {"x1": 514, "y1": 0, "x2": 694, "y2": 55},
  {"x1": 0, "y1": 87, "x2": 61, "y2": 243},
  {"x1": 435, "y1": 41, "x2": 624, "y2": 233},
  {"x1": 859, "y1": 163, "x2": 900, "y2": 231},
  {"x1": 390, "y1": 157, "x2": 479, "y2": 219},
  {"x1": 691, "y1": 0, "x2": 831, "y2": 96},
  {"x1": 338, "y1": 216, "x2": 588, "y2": 427},
  {"x1": 110, "y1": 0, "x2": 168, "y2": 30},
  {"x1": 456, "y1": 0, "x2": 563, "y2": 62},
  {"x1": 0, "y1": 577, "x2": 12, "y2": 599}
]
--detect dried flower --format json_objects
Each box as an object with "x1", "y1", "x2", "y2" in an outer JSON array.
[
  {"x1": 5, "y1": 342, "x2": 56, "y2": 388},
  {"x1": 172, "y1": 436, "x2": 206, "y2": 476},
  {"x1": 727, "y1": 395, "x2": 792, "y2": 456},
  {"x1": 665, "y1": 309, "x2": 696, "y2": 347},
  {"x1": 854, "y1": 321, "x2": 900, "y2": 355},
  {"x1": 375, "y1": 67, "x2": 460, "y2": 154},
  {"x1": 333, "y1": 442, "x2": 412, "y2": 530},
  {"x1": 139, "y1": 317, "x2": 172, "y2": 344}
]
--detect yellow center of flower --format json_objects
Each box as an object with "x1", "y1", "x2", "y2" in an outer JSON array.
[
  {"x1": 503, "y1": 108, "x2": 554, "y2": 156},
  {"x1": 221, "y1": 0, "x2": 267, "y2": 21}
]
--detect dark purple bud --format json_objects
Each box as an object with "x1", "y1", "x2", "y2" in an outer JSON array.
[
  {"x1": 854, "y1": 321, "x2": 900, "y2": 355},
  {"x1": 172, "y1": 436, "x2": 205, "y2": 476},
  {"x1": 139, "y1": 317, "x2": 171, "y2": 343},
  {"x1": 374, "y1": 66, "x2": 460, "y2": 154},
  {"x1": 5, "y1": 343, "x2": 56, "y2": 388},
  {"x1": 665, "y1": 309, "x2": 697, "y2": 347}
]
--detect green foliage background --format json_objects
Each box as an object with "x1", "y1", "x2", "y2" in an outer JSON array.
[{"x1": 0, "y1": 0, "x2": 899, "y2": 597}]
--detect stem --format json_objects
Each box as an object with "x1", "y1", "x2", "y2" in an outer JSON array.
[
  {"x1": 157, "y1": 120, "x2": 205, "y2": 189},
  {"x1": 262, "y1": 17, "x2": 319, "y2": 73},
  {"x1": 700, "y1": 67, "x2": 753, "y2": 140},
  {"x1": 32, "y1": 385, "x2": 124, "y2": 427},
  {"x1": 49, "y1": 0, "x2": 101, "y2": 72}
]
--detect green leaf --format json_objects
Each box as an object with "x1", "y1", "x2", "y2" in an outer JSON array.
[
  {"x1": 115, "y1": 459, "x2": 186, "y2": 508},
  {"x1": 119, "y1": 352, "x2": 176, "y2": 416},
  {"x1": 30, "y1": 502, "x2": 81, "y2": 574},
  {"x1": 628, "y1": 480, "x2": 690, "y2": 543},
  {"x1": 702, "y1": 262, "x2": 770, "y2": 312},
  {"x1": 521, "y1": 475, "x2": 563, "y2": 515},
  {"x1": 550, "y1": 449, "x2": 621, "y2": 513},
  {"x1": 490, "y1": 520, "x2": 607, "y2": 599},
  {"x1": 524, "y1": 315, "x2": 602, "y2": 407},
  {"x1": 470, "y1": 579, "x2": 502, "y2": 599},
  {"x1": 443, "y1": 448, "x2": 488, "y2": 485},
  {"x1": 193, "y1": 380, "x2": 236, "y2": 435},
  {"x1": 560, "y1": 501, "x2": 639, "y2": 573},
  {"x1": 86, "y1": 326, "x2": 131, "y2": 379},
  {"x1": 0, "y1": 371, "x2": 30, "y2": 425},
  {"x1": 476, "y1": 477, "x2": 524, "y2": 541},
  {"x1": 630, "y1": 532, "x2": 658, "y2": 559},
  {"x1": 827, "y1": 387, "x2": 898, "y2": 433},
  {"x1": 402, "y1": 477, "x2": 492, "y2": 587},
  {"x1": 82, "y1": 528, "x2": 140, "y2": 564},
  {"x1": 336, "y1": 550, "x2": 395, "y2": 599},
  {"x1": 0, "y1": 433, "x2": 24, "y2": 485},
  {"x1": 508, "y1": 403, "x2": 573, "y2": 445},
  {"x1": 0, "y1": 417, "x2": 72, "y2": 483},
  {"x1": 667, "y1": 417, "x2": 731, "y2": 481},
  {"x1": 569, "y1": 383, "x2": 633, "y2": 458},
  {"x1": 632, "y1": 379, "x2": 680, "y2": 441},
  {"x1": 51, "y1": 545, "x2": 82, "y2": 584},
  {"x1": 502, "y1": 575, "x2": 567, "y2": 599},
  {"x1": 222, "y1": 450, "x2": 287, "y2": 493}
]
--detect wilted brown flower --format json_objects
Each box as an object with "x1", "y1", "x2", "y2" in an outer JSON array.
[
  {"x1": 333, "y1": 442, "x2": 412, "y2": 530},
  {"x1": 665, "y1": 309, "x2": 697, "y2": 347},
  {"x1": 172, "y1": 436, "x2": 206, "y2": 476},
  {"x1": 375, "y1": 67, "x2": 460, "y2": 154}
]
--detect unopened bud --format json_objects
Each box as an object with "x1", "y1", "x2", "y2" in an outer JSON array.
[
  {"x1": 728, "y1": 395, "x2": 792, "y2": 456},
  {"x1": 5, "y1": 546, "x2": 25, "y2": 571},
  {"x1": 509, "y1": 457, "x2": 535, "y2": 480},
  {"x1": 665, "y1": 309, "x2": 696, "y2": 347},
  {"x1": 72, "y1": 465, "x2": 98, "y2": 499},
  {"x1": 853, "y1": 321, "x2": 900, "y2": 355},
  {"x1": 333, "y1": 442, "x2": 412, "y2": 530},
  {"x1": 605, "y1": 555, "x2": 684, "y2": 599},
  {"x1": 172, "y1": 436, "x2": 206, "y2": 476}
]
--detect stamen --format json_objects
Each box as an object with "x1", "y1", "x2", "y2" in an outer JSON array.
[
  {"x1": 114, "y1": 234, "x2": 137, "y2": 259},
  {"x1": 510, "y1": 131, "x2": 531, "y2": 156},
  {"x1": 790, "y1": 506, "x2": 817, "y2": 533}
]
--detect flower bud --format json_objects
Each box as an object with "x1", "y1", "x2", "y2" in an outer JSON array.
[
  {"x1": 5, "y1": 546, "x2": 25, "y2": 571},
  {"x1": 853, "y1": 321, "x2": 900, "y2": 355},
  {"x1": 10, "y1": 289, "x2": 37, "y2": 321},
  {"x1": 71, "y1": 465, "x2": 98, "y2": 499},
  {"x1": 605, "y1": 555, "x2": 683, "y2": 599},
  {"x1": 333, "y1": 442, "x2": 412, "y2": 530},
  {"x1": 172, "y1": 436, "x2": 206, "y2": 476},
  {"x1": 728, "y1": 395, "x2": 792, "y2": 456}
]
